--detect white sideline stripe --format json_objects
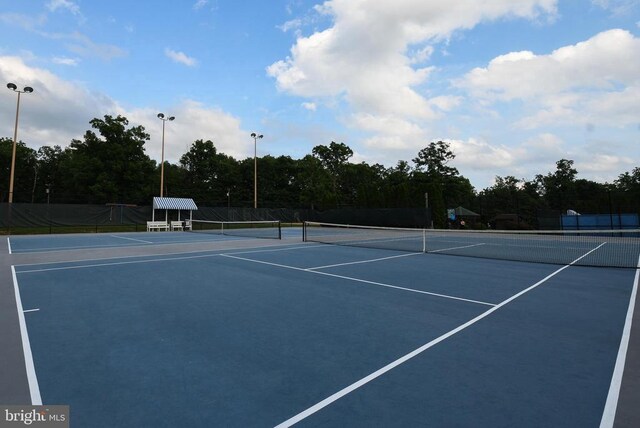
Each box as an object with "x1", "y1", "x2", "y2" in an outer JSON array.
[
  {"x1": 221, "y1": 254, "x2": 495, "y2": 307},
  {"x1": 599, "y1": 253, "x2": 640, "y2": 428},
  {"x1": 429, "y1": 243, "x2": 486, "y2": 253},
  {"x1": 308, "y1": 253, "x2": 420, "y2": 270},
  {"x1": 110, "y1": 235, "x2": 153, "y2": 244},
  {"x1": 274, "y1": 243, "x2": 606, "y2": 427},
  {"x1": 12, "y1": 266, "x2": 42, "y2": 405},
  {"x1": 23, "y1": 308, "x2": 40, "y2": 313},
  {"x1": 7, "y1": 237, "x2": 12, "y2": 254}
]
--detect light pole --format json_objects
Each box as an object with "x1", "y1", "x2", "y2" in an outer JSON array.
[
  {"x1": 6, "y1": 83, "x2": 34, "y2": 203},
  {"x1": 250, "y1": 132, "x2": 263, "y2": 209},
  {"x1": 157, "y1": 113, "x2": 175, "y2": 197}
]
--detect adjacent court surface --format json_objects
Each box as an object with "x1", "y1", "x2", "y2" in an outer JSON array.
[{"x1": 4, "y1": 229, "x2": 639, "y2": 427}]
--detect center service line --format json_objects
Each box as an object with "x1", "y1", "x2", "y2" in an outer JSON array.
[{"x1": 273, "y1": 243, "x2": 606, "y2": 427}]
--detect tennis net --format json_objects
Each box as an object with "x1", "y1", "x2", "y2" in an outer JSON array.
[
  {"x1": 190, "y1": 220, "x2": 281, "y2": 240},
  {"x1": 303, "y1": 221, "x2": 640, "y2": 268}
]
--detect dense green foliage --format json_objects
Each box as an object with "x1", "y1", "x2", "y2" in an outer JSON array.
[{"x1": 1, "y1": 115, "x2": 638, "y2": 228}]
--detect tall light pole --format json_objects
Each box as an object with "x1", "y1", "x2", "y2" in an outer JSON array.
[
  {"x1": 157, "y1": 113, "x2": 175, "y2": 197},
  {"x1": 6, "y1": 83, "x2": 34, "y2": 203},
  {"x1": 250, "y1": 132, "x2": 263, "y2": 209}
]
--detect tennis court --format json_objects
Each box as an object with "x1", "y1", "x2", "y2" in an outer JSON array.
[{"x1": 3, "y1": 224, "x2": 639, "y2": 427}]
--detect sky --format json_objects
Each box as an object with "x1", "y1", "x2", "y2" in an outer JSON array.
[{"x1": 0, "y1": 0, "x2": 638, "y2": 190}]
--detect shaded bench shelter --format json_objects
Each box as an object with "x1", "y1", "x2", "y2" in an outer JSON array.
[
  {"x1": 152, "y1": 197, "x2": 198, "y2": 223},
  {"x1": 448, "y1": 206, "x2": 481, "y2": 227}
]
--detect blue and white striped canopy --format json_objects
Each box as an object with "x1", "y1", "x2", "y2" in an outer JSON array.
[{"x1": 152, "y1": 197, "x2": 198, "y2": 210}]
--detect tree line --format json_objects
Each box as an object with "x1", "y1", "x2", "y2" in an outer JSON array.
[{"x1": 1, "y1": 115, "x2": 638, "y2": 228}]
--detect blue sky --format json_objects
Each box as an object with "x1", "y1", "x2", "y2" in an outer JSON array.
[{"x1": 0, "y1": 0, "x2": 638, "y2": 189}]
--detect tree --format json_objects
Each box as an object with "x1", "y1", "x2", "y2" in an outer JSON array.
[
  {"x1": 384, "y1": 161, "x2": 412, "y2": 207},
  {"x1": 412, "y1": 141, "x2": 460, "y2": 227},
  {"x1": 296, "y1": 155, "x2": 332, "y2": 209},
  {"x1": 412, "y1": 141, "x2": 459, "y2": 177},
  {"x1": 0, "y1": 137, "x2": 38, "y2": 203},
  {"x1": 179, "y1": 139, "x2": 241, "y2": 204},
  {"x1": 312, "y1": 141, "x2": 354, "y2": 207},
  {"x1": 614, "y1": 167, "x2": 640, "y2": 213},
  {"x1": 58, "y1": 115, "x2": 156, "y2": 204},
  {"x1": 256, "y1": 155, "x2": 299, "y2": 207},
  {"x1": 341, "y1": 162, "x2": 386, "y2": 207},
  {"x1": 33, "y1": 145, "x2": 64, "y2": 203},
  {"x1": 537, "y1": 159, "x2": 578, "y2": 211}
]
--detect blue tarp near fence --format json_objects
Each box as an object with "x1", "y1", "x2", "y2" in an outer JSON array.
[{"x1": 561, "y1": 213, "x2": 639, "y2": 230}]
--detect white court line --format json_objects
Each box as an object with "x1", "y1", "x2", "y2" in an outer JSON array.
[
  {"x1": 10, "y1": 242, "x2": 147, "y2": 254},
  {"x1": 12, "y1": 266, "x2": 42, "y2": 405},
  {"x1": 15, "y1": 252, "x2": 222, "y2": 274},
  {"x1": 600, "y1": 253, "x2": 640, "y2": 428},
  {"x1": 429, "y1": 243, "x2": 486, "y2": 253},
  {"x1": 308, "y1": 253, "x2": 420, "y2": 270},
  {"x1": 7, "y1": 237, "x2": 12, "y2": 254},
  {"x1": 274, "y1": 243, "x2": 606, "y2": 427},
  {"x1": 110, "y1": 235, "x2": 153, "y2": 244},
  {"x1": 14, "y1": 244, "x2": 320, "y2": 273},
  {"x1": 221, "y1": 254, "x2": 495, "y2": 307},
  {"x1": 23, "y1": 308, "x2": 40, "y2": 313}
]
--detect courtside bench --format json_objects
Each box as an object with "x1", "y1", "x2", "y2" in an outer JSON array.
[{"x1": 147, "y1": 221, "x2": 169, "y2": 232}]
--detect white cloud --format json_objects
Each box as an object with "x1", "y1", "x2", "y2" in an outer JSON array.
[
  {"x1": 45, "y1": 0, "x2": 85, "y2": 24},
  {"x1": 461, "y1": 29, "x2": 640, "y2": 100},
  {"x1": 52, "y1": 56, "x2": 80, "y2": 66},
  {"x1": 0, "y1": 56, "x2": 119, "y2": 149},
  {"x1": 0, "y1": 56, "x2": 249, "y2": 164},
  {"x1": 592, "y1": 0, "x2": 640, "y2": 15},
  {"x1": 449, "y1": 138, "x2": 515, "y2": 170},
  {"x1": 0, "y1": 13, "x2": 47, "y2": 31},
  {"x1": 41, "y1": 31, "x2": 126, "y2": 61},
  {"x1": 279, "y1": 19, "x2": 302, "y2": 33},
  {"x1": 429, "y1": 95, "x2": 463, "y2": 112},
  {"x1": 409, "y1": 45, "x2": 435, "y2": 64},
  {"x1": 301, "y1": 102, "x2": 317, "y2": 111},
  {"x1": 268, "y1": 0, "x2": 558, "y2": 150},
  {"x1": 459, "y1": 29, "x2": 640, "y2": 129},
  {"x1": 46, "y1": 0, "x2": 81, "y2": 16},
  {"x1": 193, "y1": 0, "x2": 209, "y2": 10},
  {"x1": 164, "y1": 48, "x2": 198, "y2": 67}
]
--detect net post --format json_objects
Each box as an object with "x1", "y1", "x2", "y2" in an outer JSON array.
[
  {"x1": 302, "y1": 221, "x2": 307, "y2": 242},
  {"x1": 278, "y1": 221, "x2": 282, "y2": 240},
  {"x1": 422, "y1": 228, "x2": 426, "y2": 253}
]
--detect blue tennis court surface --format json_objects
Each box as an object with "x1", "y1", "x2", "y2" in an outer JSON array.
[
  {"x1": 8, "y1": 227, "x2": 302, "y2": 253},
  {"x1": 11, "y1": 236, "x2": 638, "y2": 427}
]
